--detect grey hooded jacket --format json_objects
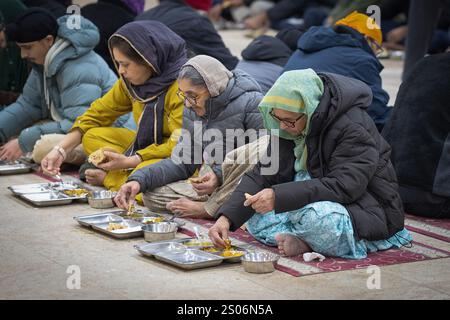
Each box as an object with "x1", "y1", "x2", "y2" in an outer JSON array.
[{"x1": 128, "y1": 69, "x2": 264, "y2": 192}]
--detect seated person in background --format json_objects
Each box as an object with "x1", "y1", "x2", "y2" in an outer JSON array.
[
  {"x1": 115, "y1": 55, "x2": 265, "y2": 219},
  {"x1": 284, "y1": 11, "x2": 391, "y2": 131},
  {"x1": 81, "y1": 1, "x2": 135, "y2": 71},
  {"x1": 0, "y1": 0, "x2": 29, "y2": 106},
  {"x1": 379, "y1": 0, "x2": 450, "y2": 54},
  {"x1": 0, "y1": 8, "x2": 119, "y2": 163},
  {"x1": 325, "y1": 0, "x2": 383, "y2": 25},
  {"x1": 275, "y1": 26, "x2": 307, "y2": 51},
  {"x1": 244, "y1": 0, "x2": 336, "y2": 31},
  {"x1": 235, "y1": 35, "x2": 292, "y2": 94},
  {"x1": 382, "y1": 52, "x2": 450, "y2": 219},
  {"x1": 208, "y1": 69, "x2": 412, "y2": 259},
  {"x1": 208, "y1": 0, "x2": 274, "y2": 29},
  {"x1": 41, "y1": 21, "x2": 186, "y2": 201},
  {"x1": 136, "y1": 0, "x2": 239, "y2": 70}
]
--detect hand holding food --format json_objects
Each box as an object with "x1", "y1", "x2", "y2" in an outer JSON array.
[
  {"x1": 243, "y1": 188, "x2": 275, "y2": 214},
  {"x1": 114, "y1": 181, "x2": 141, "y2": 210},
  {"x1": 191, "y1": 172, "x2": 219, "y2": 196},
  {"x1": 88, "y1": 147, "x2": 109, "y2": 166},
  {"x1": 208, "y1": 215, "x2": 231, "y2": 248}
]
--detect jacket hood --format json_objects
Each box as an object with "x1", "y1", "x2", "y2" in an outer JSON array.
[
  {"x1": 208, "y1": 69, "x2": 261, "y2": 118},
  {"x1": 46, "y1": 15, "x2": 100, "y2": 76},
  {"x1": 299, "y1": 25, "x2": 373, "y2": 55},
  {"x1": 193, "y1": 69, "x2": 261, "y2": 121},
  {"x1": 241, "y1": 35, "x2": 292, "y2": 67},
  {"x1": 311, "y1": 72, "x2": 373, "y2": 135},
  {"x1": 183, "y1": 55, "x2": 232, "y2": 98}
]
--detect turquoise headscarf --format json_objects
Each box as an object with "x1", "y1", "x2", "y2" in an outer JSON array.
[{"x1": 258, "y1": 69, "x2": 324, "y2": 172}]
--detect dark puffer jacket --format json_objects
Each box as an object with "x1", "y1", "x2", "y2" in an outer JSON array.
[{"x1": 218, "y1": 72, "x2": 405, "y2": 241}]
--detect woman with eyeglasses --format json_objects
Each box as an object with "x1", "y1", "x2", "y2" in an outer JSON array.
[
  {"x1": 41, "y1": 21, "x2": 185, "y2": 201},
  {"x1": 115, "y1": 55, "x2": 265, "y2": 219},
  {"x1": 208, "y1": 69, "x2": 412, "y2": 260}
]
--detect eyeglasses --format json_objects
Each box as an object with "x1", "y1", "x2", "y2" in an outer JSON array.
[
  {"x1": 176, "y1": 89, "x2": 198, "y2": 107},
  {"x1": 269, "y1": 109, "x2": 305, "y2": 128}
]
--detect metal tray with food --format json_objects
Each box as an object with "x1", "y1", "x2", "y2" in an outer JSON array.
[
  {"x1": 8, "y1": 181, "x2": 81, "y2": 195},
  {"x1": 91, "y1": 220, "x2": 143, "y2": 239},
  {"x1": 0, "y1": 162, "x2": 32, "y2": 175},
  {"x1": 154, "y1": 249, "x2": 224, "y2": 270},
  {"x1": 73, "y1": 211, "x2": 125, "y2": 227},
  {"x1": 135, "y1": 237, "x2": 246, "y2": 264}
]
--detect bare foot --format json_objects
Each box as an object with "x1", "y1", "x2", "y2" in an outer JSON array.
[
  {"x1": 85, "y1": 169, "x2": 107, "y2": 187},
  {"x1": 275, "y1": 233, "x2": 311, "y2": 257},
  {"x1": 166, "y1": 197, "x2": 211, "y2": 219}
]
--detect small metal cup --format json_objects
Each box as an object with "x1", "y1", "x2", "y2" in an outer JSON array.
[{"x1": 241, "y1": 252, "x2": 280, "y2": 274}]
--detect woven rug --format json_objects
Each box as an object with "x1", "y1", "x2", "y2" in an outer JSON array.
[
  {"x1": 178, "y1": 214, "x2": 450, "y2": 277},
  {"x1": 32, "y1": 170, "x2": 449, "y2": 277}
]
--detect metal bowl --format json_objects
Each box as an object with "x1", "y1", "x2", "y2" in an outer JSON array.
[
  {"x1": 142, "y1": 222, "x2": 178, "y2": 242},
  {"x1": 87, "y1": 190, "x2": 117, "y2": 209},
  {"x1": 241, "y1": 252, "x2": 280, "y2": 274}
]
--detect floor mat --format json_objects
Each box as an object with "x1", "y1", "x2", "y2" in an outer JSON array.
[
  {"x1": 31, "y1": 169, "x2": 450, "y2": 277},
  {"x1": 178, "y1": 215, "x2": 450, "y2": 277}
]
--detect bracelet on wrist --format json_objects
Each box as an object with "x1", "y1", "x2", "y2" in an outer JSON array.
[{"x1": 53, "y1": 145, "x2": 66, "y2": 161}]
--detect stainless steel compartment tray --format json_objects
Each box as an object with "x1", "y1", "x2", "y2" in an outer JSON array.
[
  {"x1": 91, "y1": 220, "x2": 143, "y2": 239},
  {"x1": 0, "y1": 163, "x2": 31, "y2": 175},
  {"x1": 73, "y1": 212, "x2": 125, "y2": 227},
  {"x1": 8, "y1": 182, "x2": 81, "y2": 195},
  {"x1": 154, "y1": 249, "x2": 224, "y2": 270},
  {"x1": 134, "y1": 239, "x2": 188, "y2": 257},
  {"x1": 19, "y1": 192, "x2": 74, "y2": 206}
]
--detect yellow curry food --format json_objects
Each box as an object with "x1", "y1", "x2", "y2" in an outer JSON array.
[
  {"x1": 106, "y1": 223, "x2": 126, "y2": 231},
  {"x1": 63, "y1": 189, "x2": 89, "y2": 197},
  {"x1": 221, "y1": 250, "x2": 245, "y2": 258},
  {"x1": 143, "y1": 217, "x2": 164, "y2": 224},
  {"x1": 184, "y1": 240, "x2": 214, "y2": 247}
]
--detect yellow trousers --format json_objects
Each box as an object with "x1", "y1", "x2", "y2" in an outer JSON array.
[{"x1": 82, "y1": 127, "x2": 163, "y2": 203}]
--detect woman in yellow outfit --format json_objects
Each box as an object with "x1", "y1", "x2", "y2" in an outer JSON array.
[{"x1": 41, "y1": 21, "x2": 187, "y2": 200}]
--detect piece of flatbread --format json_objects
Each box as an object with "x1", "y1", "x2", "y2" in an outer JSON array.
[
  {"x1": 188, "y1": 176, "x2": 204, "y2": 184},
  {"x1": 88, "y1": 148, "x2": 108, "y2": 166}
]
